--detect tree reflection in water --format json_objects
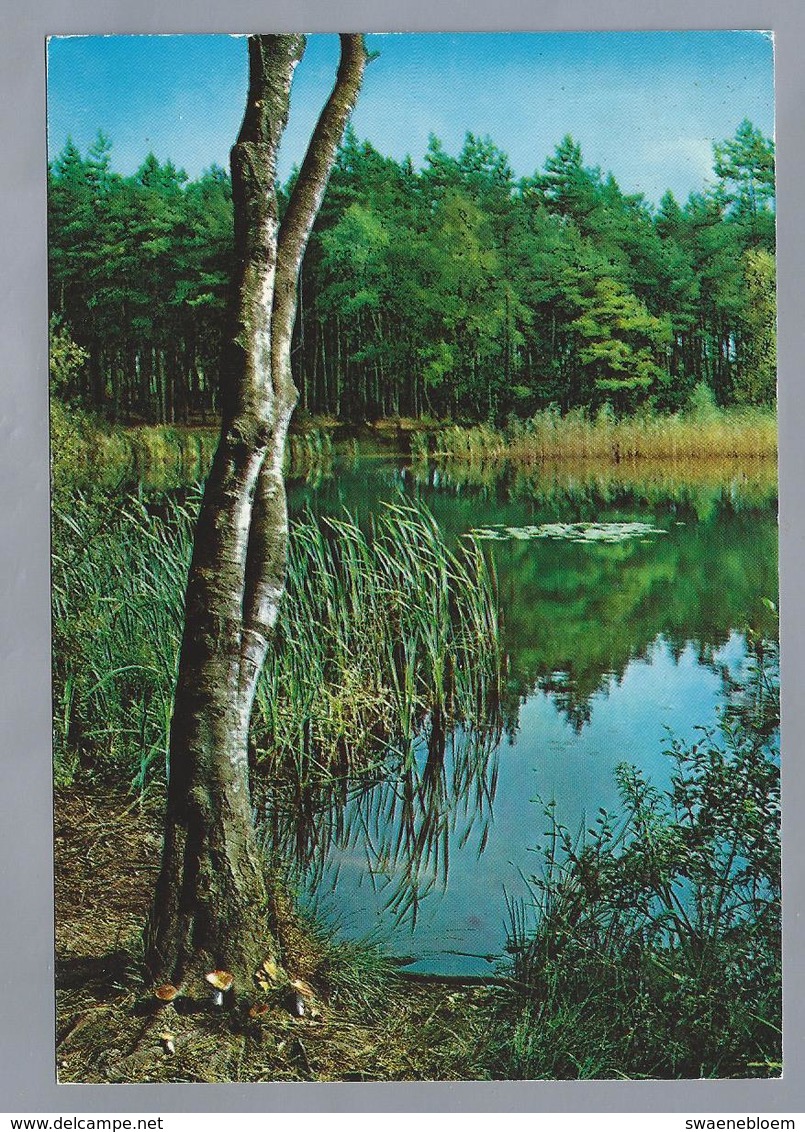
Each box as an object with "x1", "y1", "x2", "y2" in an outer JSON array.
[{"x1": 266, "y1": 453, "x2": 778, "y2": 948}]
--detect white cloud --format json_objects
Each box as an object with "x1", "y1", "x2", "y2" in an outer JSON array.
[{"x1": 634, "y1": 135, "x2": 716, "y2": 199}]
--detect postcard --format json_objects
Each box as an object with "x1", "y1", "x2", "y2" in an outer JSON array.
[{"x1": 46, "y1": 30, "x2": 778, "y2": 1085}]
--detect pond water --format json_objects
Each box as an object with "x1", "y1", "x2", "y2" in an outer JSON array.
[{"x1": 285, "y1": 449, "x2": 778, "y2": 975}]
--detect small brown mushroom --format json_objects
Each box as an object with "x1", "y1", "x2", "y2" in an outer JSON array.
[
  {"x1": 205, "y1": 969, "x2": 234, "y2": 1007},
  {"x1": 290, "y1": 977, "x2": 315, "y2": 999},
  {"x1": 159, "y1": 1031, "x2": 176, "y2": 1055},
  {"x1": 153, "y1": 984, "x2": 180, "y2": 1004}
]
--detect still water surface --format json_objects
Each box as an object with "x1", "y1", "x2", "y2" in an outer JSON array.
[{"x1": 285, "y1": 451, "x2": 778, "y2": 974}]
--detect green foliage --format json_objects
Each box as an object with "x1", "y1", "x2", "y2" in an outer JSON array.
[
  {"x1": 735, "y1": 247, "x2": 777, "y2": 405},
  {"x1": 538, "y1": 134, "x2": 598, "y2": 221},
  {"x1": 569, "y1": 277, "x2": 671, "y2": 410},
  {"x1": 687, "y1": 380, "x2": 719, "y2": 419},
  {"x1": 49, "y1": 316, "x2": 89, "y2": 403},
  {"x1": 48, "y1": 121, "x2": 776, "y2": 428},
  {"x1": 49, "y1": 138, "x2": 232, "y2": 424},
  {"x1": 51, "y1": 492, "x2": 188, "y2": 789},
  {"x1": 490, "y1": 645, "x2": 780, "y2": 1079},
  {"x1": 714, "y1": 118, "x2": 775, "y2": 240},
  {"x1": 49, "y1": 403, "x2": 218, "y2": 502}
]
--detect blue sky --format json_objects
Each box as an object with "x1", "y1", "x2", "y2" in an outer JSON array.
[{"x1": 46, "y1": 31, "x2": 774, "y2": 207}]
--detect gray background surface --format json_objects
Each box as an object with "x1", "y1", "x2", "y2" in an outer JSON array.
[{"x1": 1, "y1": 0, "x2": 802, "y2": 1113}]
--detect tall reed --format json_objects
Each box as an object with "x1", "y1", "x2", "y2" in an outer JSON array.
[
  {"x1": 51, "y1": 493, "x2": 191, "y2": 789},
  {"x1": 432, "y1": 405, "x2": 778, "y2": 465},
  {"x1": 51, "y1": 492, "x2": 502, "y2": 815},
  {"x1": 254, "y1": 502, "x2": 503, "y2": 885}
]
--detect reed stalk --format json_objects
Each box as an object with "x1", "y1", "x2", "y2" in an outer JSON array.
[
  {"x1": 51, "y1": 493, "x2": 502, "y2": 812},
  {"x1": 431, "y1": 406, "x2": 777, "y2": 465}
]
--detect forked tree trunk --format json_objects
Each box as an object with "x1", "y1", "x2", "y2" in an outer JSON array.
[{"x1": 145, "y1": 33, "x2": 366, "y2": 996}]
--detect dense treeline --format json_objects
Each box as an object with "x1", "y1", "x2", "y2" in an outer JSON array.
[
  {"x1": 48, "y1": 120, "x2": 775, "y2": 425},
  {"x1": 48, "y1": 135, "x2": 232, "y2": 423}
]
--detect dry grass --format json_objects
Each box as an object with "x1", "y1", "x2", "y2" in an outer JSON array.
[
  {"x1": 435, "y1": 406, "x2": 778, "y2": 464},
  {"x1": 54, "y1": 787, "x2": 497, "y2": 1084}
]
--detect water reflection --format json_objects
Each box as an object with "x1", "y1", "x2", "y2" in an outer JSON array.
[
  {"x1": 287, "y1": 452, "x2": 778, "y2": 727},
  {"x1": 273, "y1": 452, "x2": 778, "y2": 971},
  {"x1": 262, "y1": 716, "x2": 502, "y2": 929}
]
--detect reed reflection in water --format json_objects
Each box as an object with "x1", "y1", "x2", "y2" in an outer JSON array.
[{"x1": 275, "y1": 451, "x2": 778, "y2": 972}]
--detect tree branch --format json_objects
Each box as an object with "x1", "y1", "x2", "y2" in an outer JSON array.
[
  {"x1": 224, "y1": 34, "x2": 305, "y2": 425},
  {"x1": 272, "y1": 34, "x2": 368, "y2": 404},
  {"x1": 237, "y1": 34, "x2": 367, "y2": 713}
]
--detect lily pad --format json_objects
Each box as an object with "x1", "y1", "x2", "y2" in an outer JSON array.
[{"x1": 466, "y1": 521, "x2": 667, "y2": 544}]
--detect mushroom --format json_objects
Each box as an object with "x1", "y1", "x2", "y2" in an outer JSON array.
[
  {"x1": 290, "y1": 977, "x2": 315, "y2": 1000},
  {"x1": 205, "y1": 970, "x2": 234, "y2": 1007},
  {"x1": 159, "y1": 1031, "x2": 176, "y2": 1055},
  {"x1": 288, "y1": 990, "x2": 306, "y2": 1017},
  {"x1": 153, "y1": 984, "x2": 180, "y2": 1005}
]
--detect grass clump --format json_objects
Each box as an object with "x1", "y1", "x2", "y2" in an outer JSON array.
[
  {"x1": 51, "y1": 492, "x2": 187, "y2": 789},
  {"x1": 51, "y1": 402, "x2": 218, "y2": 497},
  {"x1": 253, "y1": 501, "x2": 503, "y2": 890},
  {"x1": 431, "y1": 404, "x2": 777, "y2": 466},
  {"x1": 257, "y1": 501, "x2": 501, "y2": 775},
  {"x1": 487, "y1": 644, "x2": 780, "y2": 1080},
  {"x1": 51, "y1": 405, "x2": 336, "y2": 498}
]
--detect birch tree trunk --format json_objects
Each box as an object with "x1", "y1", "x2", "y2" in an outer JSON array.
[{"x1": 145, "y1": 33, "x2": 366, "y2": 996}]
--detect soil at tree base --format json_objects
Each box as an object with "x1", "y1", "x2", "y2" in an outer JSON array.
[{"x1": 54, "y1": 785, "x2": 498, "y2": 1083}]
